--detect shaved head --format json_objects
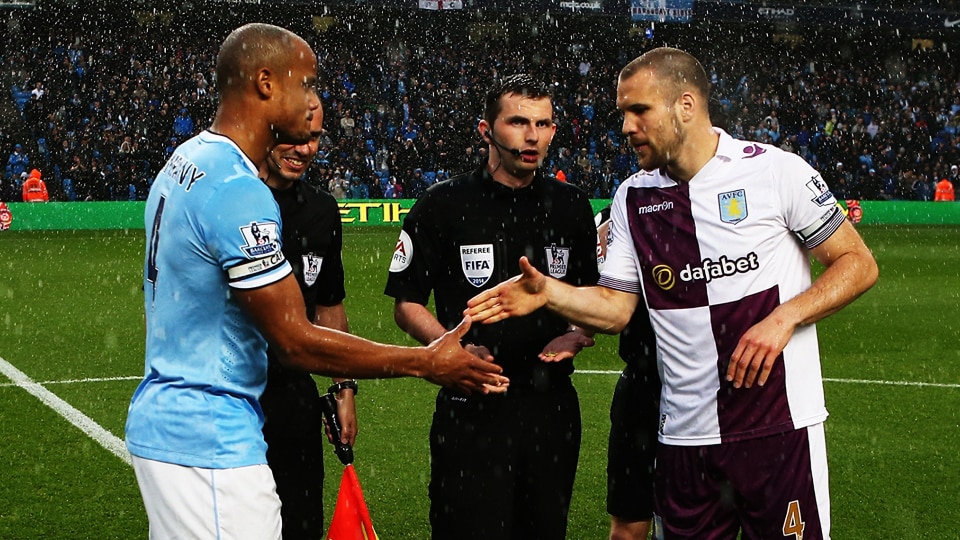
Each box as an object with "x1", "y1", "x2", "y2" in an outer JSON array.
[
  {"x1": 216, "y1": 23, "x2": 309, "y2": 98},
  {"x1": 620, "y1": 47, "x2": 710, "y2": 105}
]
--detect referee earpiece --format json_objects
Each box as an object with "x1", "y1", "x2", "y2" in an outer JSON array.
[{"x1": 485, "y1": 129, "x2": 522, "y2": 157}]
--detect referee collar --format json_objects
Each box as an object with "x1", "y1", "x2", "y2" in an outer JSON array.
[{"x1": 479, "y1": 166, "x2": 544, "y2": 195}]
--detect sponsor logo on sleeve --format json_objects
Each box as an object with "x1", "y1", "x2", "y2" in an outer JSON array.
[
  {"x1": 718, "y1": 189, "x2": 748, "y2": 224},
  {"x1": 461, "y1": 244, "x2": 494, "y2": 287},
  {"x1": 805, "y1": 174, "x2": 835, "y2": 206},
  {"x1": 239, "y1": 221, "x2": 281, "y2": 257},
  {"x1": 389, "y1": 230, "x2": 414, "y2": 272},
  {"x1": 302, "y1": 253, "x2": 323, "y2": 286},
  {"x1": 545, "y1": 243, "x2": 570, "y2": 278}
]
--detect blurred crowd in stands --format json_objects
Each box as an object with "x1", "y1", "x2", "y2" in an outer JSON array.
[{"x1": 2, "y1": 6, "x2": 960, "y2": 202}]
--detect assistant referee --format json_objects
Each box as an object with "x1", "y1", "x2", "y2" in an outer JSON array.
[
  {"x1": 384, "y1": 74, "x2": 599, "y2": 540},
  {"x1": 259, "y1": 113, "x2": 356, "y2": 540}
]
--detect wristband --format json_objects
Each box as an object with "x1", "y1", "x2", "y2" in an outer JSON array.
[{"x1": 328, "y1": 380, "x2": 358, "y2": 396}]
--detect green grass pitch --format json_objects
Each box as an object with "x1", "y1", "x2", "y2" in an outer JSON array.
[{"x1": 0, "y1": 225, "x2": 958, "y2": 539}]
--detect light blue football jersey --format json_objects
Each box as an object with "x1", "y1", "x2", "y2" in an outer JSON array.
[{"x1": 125, "y1": 131, "x2": 292, "y2": 468}]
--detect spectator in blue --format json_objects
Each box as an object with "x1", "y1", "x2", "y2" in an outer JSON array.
[
  {"x1": 172, "y1": 108, "x2": 195, "y2": 139},
  {"x1": 6, "y1": 144, "x2": 30, "y2": 182}
]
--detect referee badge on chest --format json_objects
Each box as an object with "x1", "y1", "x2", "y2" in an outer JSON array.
[
  {"x1": 545, "y1": 243, "x2": 570, "y2": 278},
  {"x1": 302, "y1": 253, "x2": 323, "y2": 287},
  {"x1": 460, "y1": 244, "x2": 494, "y2": 287}
]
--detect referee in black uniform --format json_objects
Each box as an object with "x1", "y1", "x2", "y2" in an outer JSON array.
[
  {"x1": 259, "y1": 113, "x2": 358, "y2": 540},
  {"x1": 597, "y1": 206, "x2": 661, "y2": 540},
  {"x1": 384, "y1": 74, "x2": 599, "y2": 540}
]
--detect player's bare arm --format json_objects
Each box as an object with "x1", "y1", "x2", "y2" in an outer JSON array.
[
  {"x1": 394, "y1": 300, "x2": 505, "y2": 393},
  {"x1": 236, "y1": 274, "x2": 509, "y2": 394},
  {"x1": 466, "y1": 256, "x2": 639, "y2": 334},
  {"x1": 727, "y1": 220, "x2": 878, "y2": 388}
]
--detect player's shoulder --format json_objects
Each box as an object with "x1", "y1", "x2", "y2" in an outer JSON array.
[
  {"x1": 719, "y1": 132, "x2": 811, "y2": 170},
  {"x1": 621, "y1": 168, "x2": 663, "y2": 189}
]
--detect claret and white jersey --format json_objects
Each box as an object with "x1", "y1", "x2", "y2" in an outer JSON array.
[
  {"x1": 126, "y1": 131, "x2": 292, "y2": 468},
  {"x1": 600, "y1": 129, "x2": 845, "y2": 446}
]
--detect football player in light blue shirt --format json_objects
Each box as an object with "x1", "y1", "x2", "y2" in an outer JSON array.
[{"x1": 125, "y1": 23, "x2": 508, "y2": 540}]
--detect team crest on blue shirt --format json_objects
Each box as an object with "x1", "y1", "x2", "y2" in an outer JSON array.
[
  {"x1": 718, "y1": 189, "x2": 748, "y2": 224},
  {"x1": 805, "y1": 174, "x2": 834, "y2": 206},
  {"x1": 239, "y1": 221, "x2": 281, "y2": 257},
  {"x1": 460, "y1": 244, "x2": 494, "y2": 287},
  {"x1": 303, "y1": 253, "x2": 323, "y2": 286},
  {"x1": 545, "y1": 244, "x2": 570, "y2": 278}
]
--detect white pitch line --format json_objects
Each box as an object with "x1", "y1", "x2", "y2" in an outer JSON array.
[
  {"x1": 0, "y1": 357, "x2": 132, "y2": 466},
  {"x1": 0, "y1": 365, "x2": 953, "y2": 470},
  {"x1": 575, "y1": 370, "x2": 960, "y2": 388},
  {"x1": 0, "y1": 375, "x2": 141, "y2": 388}
]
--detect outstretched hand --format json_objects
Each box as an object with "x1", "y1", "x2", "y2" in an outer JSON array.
[
  {"x1": 424, "y1": 315, "x2": 509, "y2": 394},
  {"x1": 465, "y1": 257, "x2": 548, "y2": 324},
  {"x1": 538, "y1": 330, "x2": 595, "y2": 363}
]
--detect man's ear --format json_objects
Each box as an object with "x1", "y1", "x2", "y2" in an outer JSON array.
[
  {"x1": 678, "y1": 91, "x2": 697, "y2": 122},
  {"x1": 254, "y1": 68, "x2": 273, "y2": 100}
]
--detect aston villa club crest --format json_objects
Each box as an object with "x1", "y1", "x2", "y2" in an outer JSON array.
[
  {"x1": 302, "y1": 253, "x2": 323, "y2": 286},
  {"x1": 460, "y1": 244, "x2": 494, "y2": 287},
  {"x1": 239, "y1": 221, "x2": 281, "y2": 257},
  {"x1": 545, "y1": 243, "x2": 570, "y2": 278},
  {"x1": 718, "y1": 189, "x2": 748, "y2": 224}
]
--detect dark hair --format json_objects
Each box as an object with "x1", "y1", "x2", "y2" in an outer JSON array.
[{"x1": 483, "y1": 74, "x2": 553, "y2": 126}]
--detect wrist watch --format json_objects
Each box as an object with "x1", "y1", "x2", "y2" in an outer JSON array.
[{"x1": 328, "y1": 380, "x2": 358, "y2": 396}]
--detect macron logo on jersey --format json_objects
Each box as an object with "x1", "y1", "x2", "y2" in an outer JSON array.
[
  {"x1": 742, "y1": 143, "x2": 767, "y2": 159},
  {"x1": 637, "y1": 200, "x2": 674, "y2": 215}
]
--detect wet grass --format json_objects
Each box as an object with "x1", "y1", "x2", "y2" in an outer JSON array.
[{"x1": 0, "y1": 225, "x2": 957, "y2": 538}]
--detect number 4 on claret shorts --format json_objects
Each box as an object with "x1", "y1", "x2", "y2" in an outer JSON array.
[{"x1": 782, "y1": 500, "x2": 804, "y2": 539}]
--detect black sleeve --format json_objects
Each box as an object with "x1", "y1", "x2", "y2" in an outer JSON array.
[
  {"x1": 383, "y1": 194, "x2": 436, "y2": 306},
  {"x1": 568, "y1": 190, "x2": 601, "y2": 287},
  {"x1": 314, "y1": 193, "x2": 346, "y2": 306}
]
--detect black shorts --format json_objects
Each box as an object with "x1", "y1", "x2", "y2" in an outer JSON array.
[
  {"x1": 261, "y1": 370, "x2": 327, "y2": 540},
  {"x1": 607, "y1": 361, "x2": 661, "y2": 522},
  {"x1": 429, "y1": 384, "x2": 581, "y2": 540}
]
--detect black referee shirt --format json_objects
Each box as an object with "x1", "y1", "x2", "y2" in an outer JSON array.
[
  {"x1": 265, "y1": 181, "x2": 345, "y2": 388},
  {"x1": 385, "y1": 166, "x2": 600, "y2": 388}
]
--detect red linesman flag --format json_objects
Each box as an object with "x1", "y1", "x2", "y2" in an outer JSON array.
[{"x1": 327, "y1": 464, "x2": 378, "y2": 540}]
